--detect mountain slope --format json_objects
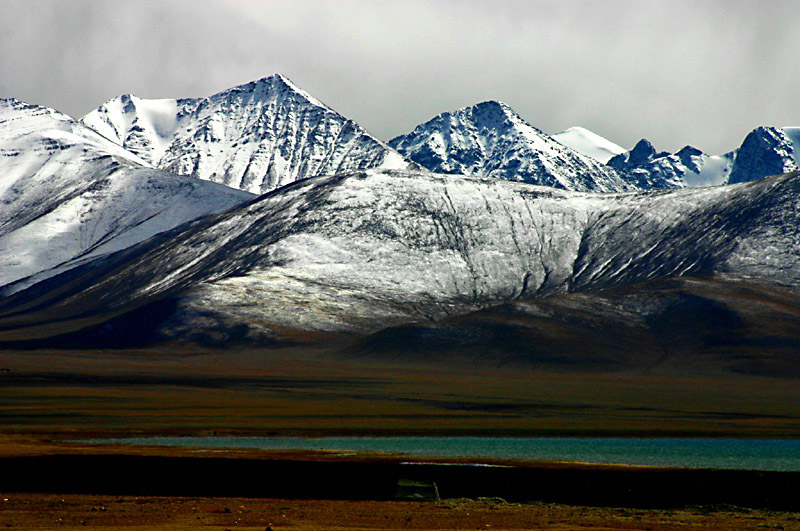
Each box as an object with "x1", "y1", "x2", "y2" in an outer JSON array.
[
  {"x1": 1, "y1": 168, "x2": 798, "y2": 345},
  {"x1": 82, "y1": 75, "x2": 412, "y2": 194},
  {"x1": 388, "y1": 101, "x2": 633, "y2": 192},
  {"x1": 349, "y1": 276, "x2": 800, "y2": 377},
  {"x1": 0, "y1": 99, "x2": 253, "y2": 290},
  {"x1": 551, "y1": 126, "x2": 626, "y2": 164}
]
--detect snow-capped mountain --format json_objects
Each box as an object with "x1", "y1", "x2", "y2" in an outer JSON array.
[
  {"x1": 728, "y1": 127, "x2": 798, "y2": 184},
  {"x1": 608, "y1": 126, "x2": 800, "y2": 189},
  {"x1": 0, "y1": 99, "x2": 253, "y2": 290},
  {"x1": 606, "y1": 139, "x2": 733, "y2": 189},
  {"x1": 82, "y1": 75, "x2": 412, "y2": 195},
  {"x1": 2, "y1": 167, "x2": 798, "y2": 344},
  {"x1": 551, "y1": 126, "x2": 626, "y2": 164},
  {"x1": 388, "y1": 101, "x2": 633, "y2": 192}
]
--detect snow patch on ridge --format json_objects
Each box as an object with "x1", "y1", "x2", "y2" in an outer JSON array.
[{"x1": 551, "y1": 126, "x2": 626, "y2": 164}]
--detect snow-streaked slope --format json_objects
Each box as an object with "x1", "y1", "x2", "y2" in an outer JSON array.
[
  {"x1": 0, "y1": 99, "x2": 254, "y2": 289},
  {"x1": 82, "y1": 75, "x2": 412, "y2": 194},
  {"x1": 388, "y1": 102, "x2": 633, "y2": 192},
  {"x1": 551, "y1": 126, "x2": 626, "y2": 164},
  {"x1": 81, "y1": 94, "x2": 179, "y2": 165},
  {"x1": 680, "y1": 152, "x2": 735, "y2": 187},
  {"x1": 3, "y1": 168, "x2": 798, "y2": 343}
]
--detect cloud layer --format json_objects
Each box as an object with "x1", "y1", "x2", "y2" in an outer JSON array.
[{"x1": 2, "y1": 0, "x2": 799, "y2": 154}]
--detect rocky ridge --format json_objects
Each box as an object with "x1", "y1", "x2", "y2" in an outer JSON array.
[
  {"x1": 82, "y1": 74, "x2": 412, "y2": 194},
  {"x1": 389, "y1": 101, "x2": 633, "y2": 192}
]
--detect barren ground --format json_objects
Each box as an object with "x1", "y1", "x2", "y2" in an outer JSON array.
[{"x1": 3, "y1": 492, "x2": 800, "y2": 530}]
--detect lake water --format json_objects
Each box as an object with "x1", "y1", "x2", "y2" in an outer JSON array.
[{"x1": 77, "y1": 436, "x2": 800, "y2": 471}]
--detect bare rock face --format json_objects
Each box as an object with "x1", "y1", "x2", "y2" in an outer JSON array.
[
  {"x1": 607, "y1": 139, "x2": 735, "y2": 190},
  {"x1": 728, "y1": 127, "x2": 798, "y2": 184},
  {"x1": 82, "y1": 74, "x2": 412, "y2": 195},
  {"x1": 389, "y1": 101, "x2": 633, "y2": 192}
]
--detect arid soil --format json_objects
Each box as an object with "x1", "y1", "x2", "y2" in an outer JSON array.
[{"x1": 2, "y1": 492, "x2": 800, "y2": 530}]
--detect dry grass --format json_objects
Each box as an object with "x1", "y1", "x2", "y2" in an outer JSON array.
[{"x1": 1, "y1": 346, "x2": 799, "y2": 438}]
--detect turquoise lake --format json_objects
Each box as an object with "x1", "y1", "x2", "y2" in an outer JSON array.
[{"x1": 79, "y1": 436, "x2": 800, "y2": 471}]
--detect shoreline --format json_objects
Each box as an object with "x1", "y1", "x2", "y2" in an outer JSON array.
[{"x1": 2, "y1": 434, "x2": 800, "y2": 512}]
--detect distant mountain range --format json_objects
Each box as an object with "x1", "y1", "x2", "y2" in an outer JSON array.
[
  {"x1": 1, "y1": 74, "x2": 799, "y2": 373},
  {"x1": 602, "y1": 126, "x2": 800, "y2": 189}
]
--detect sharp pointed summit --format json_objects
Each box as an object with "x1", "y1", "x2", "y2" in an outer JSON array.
[
  {"x1": 389, "y1": 102, "x2": 633, "y2": 192},
  {"x1": 82, "y1": 75, "x2": 413, "y2": 194}
]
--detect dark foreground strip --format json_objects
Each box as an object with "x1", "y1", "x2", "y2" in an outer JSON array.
[{"x1": 1, "y1": 454, "x2": 799, "y2": 510}]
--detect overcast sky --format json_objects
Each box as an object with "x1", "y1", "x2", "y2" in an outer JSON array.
[{"x1": 2, "y1": 0, "x2": 798, "y2": 154}]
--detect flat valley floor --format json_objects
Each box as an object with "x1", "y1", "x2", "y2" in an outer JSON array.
[
  {"x1": 3, "y1": 345, "x2": 800, "y2": 437},
  {"x1": 2, "y1": 345, "x2": 800, "y2": 530}
]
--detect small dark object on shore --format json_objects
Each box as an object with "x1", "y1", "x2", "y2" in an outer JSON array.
[{"x1": 396, "y1": 478, "x2": 440, "y2": 501}]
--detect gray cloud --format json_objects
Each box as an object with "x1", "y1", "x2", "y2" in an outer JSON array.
[{"x1": 2, "y1": 0, "x2": 799, "y2": 154}]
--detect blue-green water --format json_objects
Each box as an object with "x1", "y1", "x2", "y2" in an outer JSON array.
[{"x1": 77, "y1": 436, "x2": 800, "y2": 471}]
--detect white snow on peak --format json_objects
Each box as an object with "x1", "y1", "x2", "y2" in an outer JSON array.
[
  {"x1": 81, "y1": 74, "x2": 413, "y2": 195},
  {"x1": 263, "y1": 73, "x2": 332, "y2": 111},
  {"x1": 82, "y1": 94, "x2": 179, "y2": 164},
  {"x1": 681, "y1": 153, "x2": 734, "y2": 187},
  {"x1": 389, "y1": 102, "x2": 633, "y2": 193},
  {"x1": 551, "y1": 126, "x2": 626, "y2": 164},
  {"x1": 0, "y1": 99, "x2": 253, "y2": 290}
]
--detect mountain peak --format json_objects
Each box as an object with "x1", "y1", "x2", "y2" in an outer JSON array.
[
  {"x1": 629, "y1": 138, "x2": 657, "y2": 163},
  {"x1": 470, "y1": 99, "x2": 513, "y2": 112},
  {"x1": 461, "y1": 100, "x2": 523, "y2": 127},
  {"x1": 81, "y1": 76, "x2": 410, "y2": 194},
  {"x1": 389, "y1": 101, "x2": 631, "y2": 192},
  {"x1": 218, "y1": 74, "x2": 332, "y2": 112},
  {"x1": 728, "y1": 126, "x2": 798, "y2": 184}
]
